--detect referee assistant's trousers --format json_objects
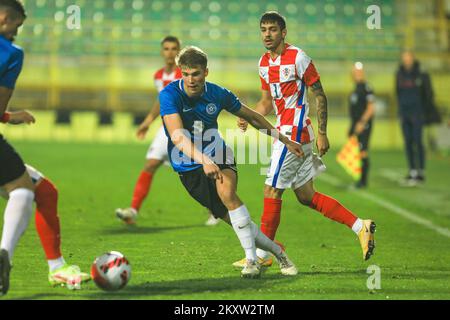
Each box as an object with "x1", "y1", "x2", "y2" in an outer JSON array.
[{"x1": 400, "y1": 114, "x2": 425, "y2": 171}]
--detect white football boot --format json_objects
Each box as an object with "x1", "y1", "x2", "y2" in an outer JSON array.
[
  {"x1": 115, "y1": 207, "x2": 137, "y2": 225},
  {"x1": 205, "y1": 214, "x2": 220, "y2": 226},
  {"x1": 275, "y1": 251, "x2": 298, "y2": 276},
  {"x1": 241, "y1": 260, "x2": 261, "y2": 279}
]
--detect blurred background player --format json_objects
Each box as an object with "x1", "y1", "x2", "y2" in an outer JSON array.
[
  {"x1": 396, "y1": 49, "x2": 435, "y2": 185},
  {"x1": 236, "y1": 12, "x2": 376, "y2": 268},
  {"x1": 161, "y1": 46, "x2": 300, "y2": 278},
  {"x1": 115, "y1": 36, "x2": 220, "y2": 226},
  {"x1": 0, "y1": 165, "x2": 90, "y2": 289},
  {"x1": 0, "y1": 0, "x2": 36, "y2": 296},
  {"x1": 348, "y1": 62, "x2": 375, "y2": 189}
]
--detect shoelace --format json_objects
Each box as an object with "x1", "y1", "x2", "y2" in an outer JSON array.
[{"x1": 277, "y1": 254, "x2": 291, "y2": 268}]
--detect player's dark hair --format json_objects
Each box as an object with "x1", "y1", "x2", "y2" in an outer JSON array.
[
  {"x1": 260, "y1": 11, "x2": 286, "y2": 30},
  {"x1": 0, "y1": 0, "x2": 26, "y2": 19},
  {"x1": 176, "y1": 46, "x2": 208, "y2": 69},
  {"x1": 161, "y1": 35, "x2": 180, "y2": 48}
]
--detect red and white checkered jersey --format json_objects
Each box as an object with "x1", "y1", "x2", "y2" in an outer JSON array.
[
  {"x1": 154, "y1": 67, "x2": 182, "y2": 93},
  {"x1": 259, "y1": 43, "x2": 320, "y2": 143}
]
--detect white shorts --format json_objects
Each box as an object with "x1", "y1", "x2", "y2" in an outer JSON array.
[
  {"x1": 25, "y1": 164, "x2": 45, "y2": 183},
  {"x1": 0, "y1": 164, "x2": 44, "y2": 199},
  {"x1": 145, "y1": 126, "x2": 169, "y2": 161},
  {"x1": 265, "y1": 141, "x2": 326, "y2": 190}
]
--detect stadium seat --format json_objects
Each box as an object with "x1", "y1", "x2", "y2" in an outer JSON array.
[{"x1": 17, "y1": 0, "x2": 400, "y2": 61}]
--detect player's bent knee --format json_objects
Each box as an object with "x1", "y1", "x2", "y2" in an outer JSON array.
[
  {"x1": 144, "y1": 159, "x2": 163, "y2": 173},
  {"x1": 296, "y1": 192, "x2": 313, "y2": 206},
  {"x1": 298, "y1": 197, "x2": 312, "y2": 206}
]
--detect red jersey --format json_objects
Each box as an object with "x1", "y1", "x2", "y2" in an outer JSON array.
[
  {"x1": 154, "y1": 67, "x2": 182, "y2": 93},
  {"x1": 259, "y1": 43, "x2": 320, "y2": 143}
]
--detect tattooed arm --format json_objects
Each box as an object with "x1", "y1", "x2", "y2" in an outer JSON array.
[{"x1": 310, "y1": 80, "x2": 330, "y2": 156}]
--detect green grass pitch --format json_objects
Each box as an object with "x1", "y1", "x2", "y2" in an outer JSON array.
[{"x1": 1, "y1": 140, "x2": 449, "y2": 300}]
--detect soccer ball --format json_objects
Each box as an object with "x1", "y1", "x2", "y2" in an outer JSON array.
[{"x1": 91, "y1": 251, "x2": 131, "y2": 291}]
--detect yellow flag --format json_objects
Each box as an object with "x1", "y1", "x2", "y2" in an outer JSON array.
[{"x1": 336, "y1": 136, "x2": 362, "y2": 181}]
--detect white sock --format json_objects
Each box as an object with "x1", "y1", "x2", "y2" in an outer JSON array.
[
  {"x1": 0, "y1": 188, "x2": 34, "y2": 263},
  {"x1": 229, "y1": 205, "x2": 257, "y2": 262},
  {"x1": 252, "y1": 222, "x2": 282, "y2": 258},
  {"x1": 351, "y1": 218, "x2": 363, "y2": 234},
  {"x1": 48, "y1": 257, "x2": 66, "y2": 272}
]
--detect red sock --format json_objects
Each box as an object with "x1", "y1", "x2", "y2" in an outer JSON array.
[
  {"x1": 131, "y1": 171, "x2": 153, "y2": 211},
  {"x1": 260, "y1": 198, "x2": 282, "y2": 240},
  {"x1": 35, "y1": 178, "x2": 62, "y2": 260},
  {"x1": 309, "y1": 192, "x2": 358, "y2": 228}
]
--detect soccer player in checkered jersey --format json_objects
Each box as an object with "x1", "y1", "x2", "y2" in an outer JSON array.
[
  {"x1": 235, "y1": 12, "x2": 376, "y2": 267},
  {"x1": 0, "y1": 165, "x2": 90, "y2": 289},
  {"x1": 115, "y1": 36, "x2": 220, "y2": 226}
]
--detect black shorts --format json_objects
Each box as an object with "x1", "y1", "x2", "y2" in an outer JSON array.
[
  {"x1": 0, "y1": 135, "x2": 26, "y2": 186},
  {"x1": 178, "y1": 163, "x2": 237, "y2": 219}
]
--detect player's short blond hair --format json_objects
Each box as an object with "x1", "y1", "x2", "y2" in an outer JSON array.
[{"x1": 176, "y1": 46, "x2": 208, "y2": 70}]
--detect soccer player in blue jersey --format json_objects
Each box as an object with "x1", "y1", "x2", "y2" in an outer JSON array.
[
  {"x1": 0, "y1": 1, "x2": 89, "y2": 295},
  {"x1": 160, "y1": 46, "x2": 302, "y2": 278},
  {"x1": 0, "y1": 0, "x2": 36, "y2": 295}
]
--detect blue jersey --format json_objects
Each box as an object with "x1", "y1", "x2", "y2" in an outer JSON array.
[
  {"x1": 160, "y1": 80, "x2": 242, "y2": 172},
  {"x1": 0, "y1": 35, "x2": 24, "y2": 89}
]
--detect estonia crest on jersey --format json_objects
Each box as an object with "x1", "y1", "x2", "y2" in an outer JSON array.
[{"x1": 206, "y1": 103, "x2": 218, "y2": 115}]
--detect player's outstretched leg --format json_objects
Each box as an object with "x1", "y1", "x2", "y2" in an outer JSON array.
[
  {"x1": 216, "y1": 169, "x2": 261, "y2": 278},
  {"x1": 228, "y1": 205, "x2": 260, "y2": 279},
  {"x1": 255, "y1": 197, "x2": 282, "y2": 265},
  {"x1": 218, "y1": 170, "x2": 297, "y2": 277},
  {"x1": 34, "y1": 178, "x2": 90, "y2": 289},
  {"x1": 232, "y1": 190, "x2": 284, "y2": 269},
  {"x1": 295, "y1": 180, "x2": 376, "y2": 261}
]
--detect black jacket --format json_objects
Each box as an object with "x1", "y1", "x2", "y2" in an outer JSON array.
[{"x1": 396, "y1": 61, "x2": 441, "y2": 124}]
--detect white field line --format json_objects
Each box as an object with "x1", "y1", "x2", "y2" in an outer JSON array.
[
  {"x1": 378, "y1": 168, "x2": 404, "y2": 182},
  {"x1": 317, "y1": 173, "x2": 450, "y2": 239}
]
